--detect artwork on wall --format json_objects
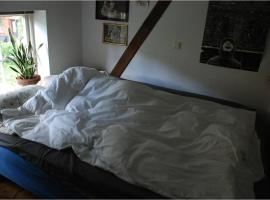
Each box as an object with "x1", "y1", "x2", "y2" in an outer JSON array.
[
  {"x1": 96, "y1": 1, "x2": 129, "y2": 22},
  {"x1": 103, "y1": 23, "x2": 128, "y2": 46},
  {"x1": 200, "y1": 1, "x2": 270, "y2": 71},
  {"x1": 136, "y1": 1, "x2": 150, "y2": 7}
]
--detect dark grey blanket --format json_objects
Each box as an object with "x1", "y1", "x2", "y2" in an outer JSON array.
[{"x1": 0, "y1": 132, "x2": 164, "y2": 198}]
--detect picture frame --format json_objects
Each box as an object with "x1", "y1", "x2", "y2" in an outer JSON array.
[
  {"x1": 136, "y1": 0, "x2": 150, "y2": 7},
  {"x1": 96, "y1": 1, "x2": 129, "y2": 22},
  {"x1": 103, "y1": 23, "x2": 128, "y2": 46},
  {"x1": 200, "y1": 1, "x2": 270, "y2": 72}
]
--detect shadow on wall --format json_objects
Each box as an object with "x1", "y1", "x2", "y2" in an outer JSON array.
[
  {"x1": 122, "y1": 48, "x2": 269, "y2": 113},
  {"x1": 123, "y1": 53, "x2": 231, "y2": 97}
]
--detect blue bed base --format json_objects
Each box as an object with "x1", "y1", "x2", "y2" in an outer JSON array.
[{"x1": 0, "y1": 147, "x2": 84, "y2": 198}]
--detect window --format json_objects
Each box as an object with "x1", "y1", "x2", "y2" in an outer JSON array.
[{"x1": 0, "y1": 12, "x2": 34, "y2": 94}]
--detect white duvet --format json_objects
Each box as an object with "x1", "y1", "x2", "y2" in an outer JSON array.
[{"x1": 1, "y1": 67, "x2": 264, "y2": 198}]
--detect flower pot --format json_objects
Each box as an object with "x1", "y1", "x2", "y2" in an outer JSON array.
[{"x1": 16, "y1": 75, "x2": 41, "y2": 86}]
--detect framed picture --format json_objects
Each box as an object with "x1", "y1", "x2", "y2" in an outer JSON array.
[
  {"x1": 103, "y1": 23, "x2": 128, "y2": 46},
  {"x1": 96, "y1": 1, "x2": 129, "y2": 22},
  {"x1": 136, "y1": 1, "x2": 150, "y2": 7},
  {"x1": 200, "y1": 1, "x2": 270, "y2": 72}
]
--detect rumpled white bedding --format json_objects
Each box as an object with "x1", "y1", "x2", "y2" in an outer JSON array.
[{"x1": 1, "y1": 66, "x2": 264, "y2": 198}]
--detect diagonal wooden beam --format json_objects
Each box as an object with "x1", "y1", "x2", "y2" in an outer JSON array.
[{"x1": 110, "y1": 0, "x2": 172, "y2": 77}]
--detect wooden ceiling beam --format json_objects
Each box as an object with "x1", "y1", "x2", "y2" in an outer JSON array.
[{"x1": 110, "y1": 0, "x2": 172, "y2": 77}]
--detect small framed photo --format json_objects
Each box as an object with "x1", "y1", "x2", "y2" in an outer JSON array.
[
  {"x1": 136, "y1": 1, "x2": 150, "y2": 6},
  {"x1": 96, "y1": 1, "x2": 129, "y2": 22},
  {"x1": 103, "y1": 23, "x2": 128, "y2": 46}
]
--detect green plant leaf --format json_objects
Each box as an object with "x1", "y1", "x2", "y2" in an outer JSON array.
[
  {"x1": 6, "y1": 56, "x2": 21, "y2": 67},
  {"x1": 9, "y1": 66, "x2": 23, "y2": 77},
  {"x1": 27, "y1": 42, "x2": 32, "y2": 58},
  {"x1": 37, "y1": 43, "x2": 44, "y2": 50},
  {"x1": 9, "y1": 66, "x2": 20, "y2": 73},
  {"x1": 15, "y1": 48, "x2": 26, "y2": 67},
  {"x1": 17, "y1": 45, "x2": 24, "y2": 60},
  {"x1": 8, "y1": 28, "x2": 16, "y2": 49},
  {"x1": 6, "y1": 29, "x2": 42, "y2": 80}
]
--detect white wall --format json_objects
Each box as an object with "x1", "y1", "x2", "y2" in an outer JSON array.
[
  {"x1": 82, "y1": 1, "x2": 270, "y2": 113},
  {"x1": 33, "y1": 10, "x2": 50, "y2": 77},
  {"x1": 0, "y1": 1, "x2": 82, "y2": 75},
  {"x1": 2, "y1": 1, "x2": 269, "y2": 113}
]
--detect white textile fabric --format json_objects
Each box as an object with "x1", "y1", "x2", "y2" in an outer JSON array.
[{"x1": 1, "y1": 66, "x2": 264, "y2": 198}]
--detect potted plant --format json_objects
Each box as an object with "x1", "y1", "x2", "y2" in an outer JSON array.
[{"x1": 6, "y1": 28, "x2": 43, "y2": 86}]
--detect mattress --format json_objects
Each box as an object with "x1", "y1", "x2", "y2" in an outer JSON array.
[
  {"x1": 0, "y1": 132, "x2": 164, "y2": 198},
  {"x1": 0, "y1": 67, "x2": 264, "y2": 198}
]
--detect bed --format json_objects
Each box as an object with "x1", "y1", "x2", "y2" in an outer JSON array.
[{"x1": 0, "y1": 67, "x2": 265, "y2": 198}]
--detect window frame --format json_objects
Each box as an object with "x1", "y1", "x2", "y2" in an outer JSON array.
[{"x1": 0, "y1": 11, "x2": 36, "y2": 86}]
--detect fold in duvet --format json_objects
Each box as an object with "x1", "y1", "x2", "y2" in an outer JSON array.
[{"x1": 1, "y1": 67, "x2": 264, "y2": 198}]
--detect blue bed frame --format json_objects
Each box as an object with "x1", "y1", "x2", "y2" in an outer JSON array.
[{"x1": 0, "y1": 147, "x2": 83, "y2": 198}]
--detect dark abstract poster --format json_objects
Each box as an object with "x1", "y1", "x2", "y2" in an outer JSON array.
[{"x1": 200, "y1": 1, "x2": 270, "y2": 71}]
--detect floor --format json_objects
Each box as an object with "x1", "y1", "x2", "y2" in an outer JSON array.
[{"x1": 0, "y1": 176, "x2": 36, "y2": 199}]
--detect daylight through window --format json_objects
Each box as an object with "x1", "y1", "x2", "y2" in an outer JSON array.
[{"x1": 0, "y1": 13, "x2": 34, "y2": 94}]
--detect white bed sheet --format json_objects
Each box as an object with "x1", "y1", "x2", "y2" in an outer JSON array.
[{"x1": 1, "y1": 66, "x2": 264, "y2": 198}]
